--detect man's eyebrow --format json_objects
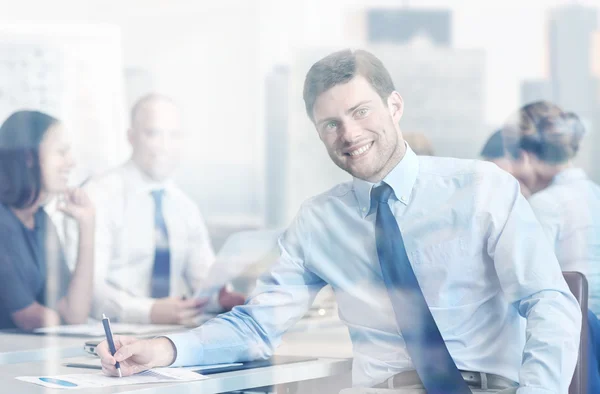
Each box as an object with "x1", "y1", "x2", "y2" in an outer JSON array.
[
  {"x1": 316, "y1": 100, "x2": 373, "y2": 126},
  {"x1": 345, "y1": 100, "x2": 372, "y2": 115}
]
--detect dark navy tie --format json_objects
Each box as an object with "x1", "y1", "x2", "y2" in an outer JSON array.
[
  {"x1": 372, "y1": 183, "x2": 470, "y2": 394},
  {"x1": 150, "y1": 189, "x2": 170, "y2": 298}
]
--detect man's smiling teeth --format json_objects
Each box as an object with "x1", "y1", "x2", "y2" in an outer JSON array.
[{"x1": 349, "y1": 143, "x2": 372, "y2": 156}]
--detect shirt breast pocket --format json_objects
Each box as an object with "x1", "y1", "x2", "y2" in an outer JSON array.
[{"x1": 409, "y1": 235, "x2": 483, "y2": 307}]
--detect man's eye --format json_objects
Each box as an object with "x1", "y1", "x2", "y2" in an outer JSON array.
[
  {"x1": 325, "y1": 121, "x2": 338, "y2": 131},
  {"x1": 355, "y1": 108, "x2": 369, "y2": 118}
]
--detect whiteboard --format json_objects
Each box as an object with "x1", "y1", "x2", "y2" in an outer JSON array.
[{"x1": 0, "y1": 23, "x2": 129, "y2": 185}]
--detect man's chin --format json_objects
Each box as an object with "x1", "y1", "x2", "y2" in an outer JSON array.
[
  {"x1": 343, "y1": 166, "x2": 376, "y2": 181},
  {"x1": 146, "y1": 168, "x2": 173, "y2": 182}
]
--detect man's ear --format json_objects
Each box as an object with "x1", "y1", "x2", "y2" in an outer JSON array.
[{"x1": 387, "y1": 91, "x2": 404, "y2": 123}]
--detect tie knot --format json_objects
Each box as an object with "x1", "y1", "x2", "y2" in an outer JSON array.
[
  {"x1": 150, "y1": 189, "x2": 165, "y2": 205},
  {"x1": 371, "y1": 183, "x2": 394, "y2": 204}
]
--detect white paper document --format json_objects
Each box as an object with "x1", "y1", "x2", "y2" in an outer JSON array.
[
  {"x1": 17, "y1": 368, "x2": 207, "y2": 389},
  {"x1": 194, "y1": 229, "x2": 283, "y2": 298},
  {"x1": 33, "y1": 322, "x2": 184, "y2": 337}
]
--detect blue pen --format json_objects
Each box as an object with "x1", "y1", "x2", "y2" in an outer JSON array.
[{"x1": 102, "y1": 314, "x2": 122, "y2": 377}]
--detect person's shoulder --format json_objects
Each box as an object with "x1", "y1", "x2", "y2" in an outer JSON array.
[
  {"x1": 0, "y1": 203, "x2": 14, "y2": 235},
  {"x1": 0, "y1": 204, "x2": 19, "y2": 250},
  {"x1": 301, "y1": 181, "x2": 354, "y2": 211},
  {"x1": 0, "y1": 202, "x2": 12, "y2": 224},
  {"x1": 529, "y1": 181, "x2": 575, "y2": 214},
  {"x1": 83, "y1": 163, "x2": 128, "y2": 200},
  {"x1": 419, "y1": 156, "x2": 512, "y2": 185},
  {"x1": 166, "y1": 184, "x2": 203, "y2": 215}
]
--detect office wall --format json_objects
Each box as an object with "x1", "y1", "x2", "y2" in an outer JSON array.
[{"x1": 0, "y1": 0, "x2": 263, "y2": 227}]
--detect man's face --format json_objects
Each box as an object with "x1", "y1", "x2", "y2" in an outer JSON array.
[
  {"x1": 128, "y1": 100, "x2": 183, "y2": 181},
  {"x1": 312, "y1": 76, "x2": 404, "y2": 182}
]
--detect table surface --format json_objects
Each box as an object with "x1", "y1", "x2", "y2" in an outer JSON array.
[
  {"x1": 0, "y1": 355, "x2": 352, "y2": 394},
  {"x1": 0, "y1": 314, "x2": 350, "y2": 365},
  {"x1": 0, "y1": 319, "x2": 353, "y2": 393},
  {"x1": 0, "y1": 332, "x2": 92, "y2": 365}
]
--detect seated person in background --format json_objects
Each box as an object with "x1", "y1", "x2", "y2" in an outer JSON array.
[
  {"x1": 402, "y1": 131, "x2": 434, "y2": 156},
  {"x1": 480, "y1": 129, "x2": 531, "y2": 198},
  {"x1": 0, "y1": 110, "x2": 95, "y2": 330},
  {"x1": 502, "y1": 101, "x2": 600, "y2": 392},
  {"x1": 71, "y1": 94, "x2": 244, "y2": 325},
  {"x1": 502, "y1": 102, "x2": 600, "y2": 314},
  {"x1": 98, "y1": 50, "x2": 580, "y2": 394}
]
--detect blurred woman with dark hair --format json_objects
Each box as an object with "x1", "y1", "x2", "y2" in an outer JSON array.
[{"x1": 0, "y1": 110, "x2": 95, "y2": 330}]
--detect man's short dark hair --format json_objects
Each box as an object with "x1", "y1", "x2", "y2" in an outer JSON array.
[
  {"x1": 303, "y1": 49, "x2": 396, "y2": 122},
  {"x1": 0, "y1": 110, "x2": 58, "y2": 208}
]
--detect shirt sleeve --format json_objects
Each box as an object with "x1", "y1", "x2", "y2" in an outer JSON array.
[
  {"x1": 483, "y1": 168, "x2": 581, "y2": 394},
  {"x1": 0, "y1": 230, "x2": 37, "y2": 314},
  {"x1": 181, "y1": 204, "x2": 218, "y2": 309},
  {"x1": 166, "y1": 204, "x2": 327, "y2": 366}
]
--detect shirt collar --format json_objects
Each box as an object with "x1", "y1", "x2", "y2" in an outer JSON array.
[
  {"x1": 353, "y1": 143, "x2": 419, "y2": 218},
  {"x1": 551, "y1": 167, "x2": 588, "y2": 186},
  {"x1": 124, "y1": 159, "x2": 175, "y2": 195}
]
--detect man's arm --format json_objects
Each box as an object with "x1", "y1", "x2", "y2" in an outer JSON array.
[
  {"x1": 166, "y1": 204, "x2": 326, "y2": 366},
  {"x1": 485, "y1": 169, "x2": 581, "y2": 394},
  {"x1": 97, "y1": 205, "x2": 327, "y2": 374}
]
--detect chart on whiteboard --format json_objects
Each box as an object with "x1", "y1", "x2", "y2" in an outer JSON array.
[
  {"x1": 0, "y1": 24, "x2": 129, "y2": 185},
  {"x1": 0, "y1": 43, "x2": 65, "y2": 119}
]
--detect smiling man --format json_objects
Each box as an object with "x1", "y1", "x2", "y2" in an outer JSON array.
[{"x1": 97, "y1": 50, "x2": 580, "y2": 394}]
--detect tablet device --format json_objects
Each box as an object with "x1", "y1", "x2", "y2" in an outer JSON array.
[{"x1": 195, "y1": 355, "x2": 317, "y2": 375}]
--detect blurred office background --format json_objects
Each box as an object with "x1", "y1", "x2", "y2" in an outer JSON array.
[{"x1": 1, "y1": 0, "x2": 599, "y2": 248}]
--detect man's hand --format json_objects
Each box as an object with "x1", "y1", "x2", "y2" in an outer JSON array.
[
  {"x1": 150, "y1": 297, "x2": 208, "y2": 325},
  {"x1": 98, "y1": 336, "x2": 176, "y2": 377},
  {"x1": 218, "y1": 286, "x2": 246, "y2": 311}
]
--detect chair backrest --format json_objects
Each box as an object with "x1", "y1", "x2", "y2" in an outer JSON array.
[{"x1": 563, "y1": 271, "x2": 588, "y2": 394}]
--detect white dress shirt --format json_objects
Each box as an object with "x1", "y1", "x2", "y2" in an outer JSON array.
[
  {"x1": 167, "y1": 145, "x2": 581, "y2": 393},
  {"x1": 529, "y1": 167, "x2": 600, "y2": 314},
  {"x1": 76, "y1": 160, "x2": 216, "y2": 323}
]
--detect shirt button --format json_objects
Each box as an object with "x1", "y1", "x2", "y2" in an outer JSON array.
[
  {"x1": 362, "y1": 207, "x2": 367, "y2": 212},
  {"x1": 400, "y1": 196, "x2": 408, "y2": 203}
]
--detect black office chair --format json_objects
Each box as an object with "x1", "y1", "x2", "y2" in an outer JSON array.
[{"x1": 563, "y1": 272, "x2": 588, "y2": 394}]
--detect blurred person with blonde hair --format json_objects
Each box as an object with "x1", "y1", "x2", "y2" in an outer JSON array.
[
  {"x1": 502, "y1": 101, "x2": 600, "y2": 313},
  {"x1": 402, "y1": 132, "x2": 434, "y2": 156},
  {"x1": 502, "y1": 100, "x2": 600, "y2": 392}
]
